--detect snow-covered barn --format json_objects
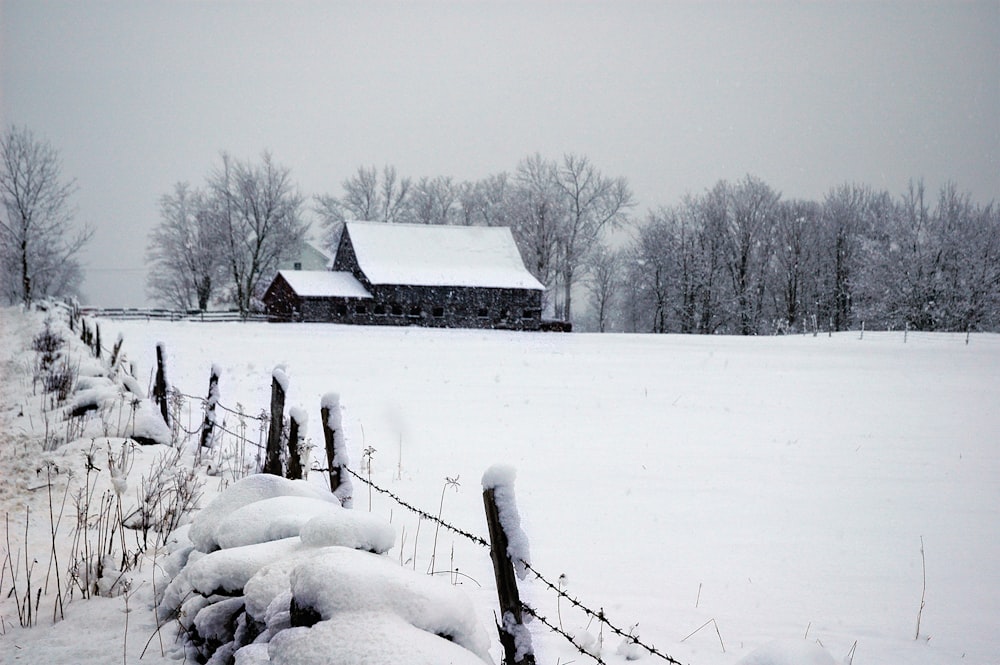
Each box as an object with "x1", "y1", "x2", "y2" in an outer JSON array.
[{"x1": 263, "y1": 222, "x2": 546, "y2": 330}]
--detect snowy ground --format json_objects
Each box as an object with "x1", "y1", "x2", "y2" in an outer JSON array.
[{"x1": 1, "y1": 308, "x2": 998, "y2": 664}]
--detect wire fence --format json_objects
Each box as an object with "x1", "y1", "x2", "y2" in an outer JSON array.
[
  {"x1": 343, "y1": 466, "x2": 689, "y2": 665},
  {"x1": 73, "y1": 305, "x2": 690, "y2": 665}
]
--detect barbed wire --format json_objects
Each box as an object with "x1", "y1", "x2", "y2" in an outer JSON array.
[
  {"x1": 520, "y1": 603, "x2": 607, "y2": 665},
  {"x1": 170, "y1": 387, "x2": 268, "y2": 424},
  {"x1": 215, "y1": 401, "x2": 268, "y2": 422},
  {"x1": 341, "y1": 466, "x2": 491, "y2": 548},
  {"x1": 211, "y1": 421, "x2": 266, "y2": 450},
  {"x1": 520, "y1": 561, "x2": 686, "y2": 665},
  {"x1": 340, "y1": 465, "x2": 689, "y2": 665}
]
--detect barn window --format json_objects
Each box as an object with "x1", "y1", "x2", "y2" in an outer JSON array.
[
  {"x1": 355, "y1": 303, "x2": 367, "y2": 315},
  {"x1": 432, "y1": 306, "x2": 445, "y2": 318},
  {"x1": 336, "y1": 304, "x2": 347, "y2": 316},
  {"x1": 374, "y1": 304, "x2": 386, "y2": 316},
  {"x1": 477, "y1": 307, "x2": 489, "y2": 318},
  {"x1": 391, "y1": 304, "x2": 403, "y2": 316},
  {"x1": 408, "y1": 305, "x2": 422, "y2": 318},
  {"x1": 522, "y1": 309, "x2": 538, "y2": 320}
]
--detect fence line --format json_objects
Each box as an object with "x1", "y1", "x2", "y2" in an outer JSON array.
[
  {"x1": 75, "y1": 309, "x2": 689, "y2": 665},
  {"x1": 342, "y1": 464, "x2": 690, "y2": 665},
  {"x1": 81, "y1": 307, "x2": 273, "y2": 323}
]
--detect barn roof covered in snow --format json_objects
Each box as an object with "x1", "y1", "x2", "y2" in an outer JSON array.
[
  {"x1": 276, "y1": 270, "x2": 372, "y2": 299},
  {"x1": 343, "y1": 221, "x2": 545, "y2": 290}
]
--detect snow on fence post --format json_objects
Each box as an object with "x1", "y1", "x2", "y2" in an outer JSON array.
[
  {"x1": 264, "y1": 367, "x2": 288, "y2": 476},
  {"x1": 286, "y1": 407, "x2": 308, "y2": 480},
  {"x1": 321, "y1": 393, "x2": 353, "y2": 507},
  {"x1": 153, "y1": 342, "x2": 169, "y2": 426},
  {"x1": 482, "y1": 465, "x2": 535, "y2": 665},
  {"x1": 199, "y1": 365, "x2": 221, "y2": 449}
]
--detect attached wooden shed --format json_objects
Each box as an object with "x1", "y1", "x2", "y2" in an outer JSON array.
[
  {"x1": 263, "y1": 222, "x2": 546, "y2": 330},
  {"x1": 263, "y1": 270, "x2": 372, "y2": 322}
]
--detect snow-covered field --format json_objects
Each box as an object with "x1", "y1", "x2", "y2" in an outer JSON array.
[{"x1": 2, "y1": 308, "x2": 998, "y2": 664}]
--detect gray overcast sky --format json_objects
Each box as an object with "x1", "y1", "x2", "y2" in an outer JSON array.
[{"x1": 2, "y1": 0, "x2": 998, "y2": 307}]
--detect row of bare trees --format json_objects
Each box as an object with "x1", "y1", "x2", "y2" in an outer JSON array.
[
  {"x1": 147, "y1": 152, "x2": 632, "y2": 321},
  {"x1": 146, "y1": 152, "x2": 308, "y2": 315},
  {"x1": 608, "y1": 177, "x2": 1000, "y2": 334},
  {"x1": 4, "y1": 125, "x2": 995, "y2": 334}
]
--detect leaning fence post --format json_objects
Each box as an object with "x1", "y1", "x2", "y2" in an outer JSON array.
[
  {"x1": 482, "y1": 466, "x2": 535, "y2": 665},
  {"x1": 286, "y1": 408, "x2": 307, "y2": 480},
  {"x1": 264, "y1": 368, "x2": 288, "y2": 476},
  {"x1": 321, "y1": 393, "x2": 353, "y2": 507},
  {"x1": 153, "y1": 342, "x2": 169, "y2": 426},
  {"x1": 199, "y1": 365, "x2": 220, "y2": 449}
]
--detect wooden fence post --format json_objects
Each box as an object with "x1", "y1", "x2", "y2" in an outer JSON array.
[
  {"x1": 286, "y1": 408, "x2": 307, "y2": 480},
  {"x1": 199, "y1": 365, "x2": 220, "y2": 449},
  {"x1": 153, "y1": 343, "x2": 169, "y2": 426},
  {"x1": 321, "y1": 393, "x2": 352, "y2": 506},
  {"x1": 483, "y1": 468, "x2": 535, "y2": 665},
  {"x1": 94, "y1": 323, "x2": 102, "y2": 359},
  {"x1": 264, "y1": 368, "x2": 287, "y2": 476}
]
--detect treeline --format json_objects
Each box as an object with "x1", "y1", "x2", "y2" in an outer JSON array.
[
  {"x1": 617, "y1": 177, "x2": 1000, "y2": 334},
  {"x1": 146, "y1": 150, "x2": 999, "y2": 333}
]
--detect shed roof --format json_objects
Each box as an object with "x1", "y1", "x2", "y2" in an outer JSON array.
[
  {"x1": 344, "y1": 221, "x2": 545, "y2": 290},
  {"x1": 277, "y1": 270, "x2": 372, "y2": 299}
]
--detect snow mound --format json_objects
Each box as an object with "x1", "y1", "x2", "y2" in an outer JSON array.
[
  {"x1": 299, "y1": 511, "x2": 395, "y2": 553},
  {"x1": 161, "y1": 472, "x2": 488, "y2": 665},
  {"x1": 266, "y1": 611, "x2": 489, "y2": 665},
  {"x1": 290, "y1": 547, "x2": 491, "y2": 660},
  {"x1": 737, "y1": 638, "x2": 837, "y2": 665},
  {"x1": 214, "y1": 496, "x2": 342, "y2": 549},
  {"x1": 188, "y1": 474, "x2": 341, "y2": 552},
  {"x1": 130, "y1": 399, "x2": 173, "y2": 445},
  {"x1": 160, "y1": 538, "x2": 304, "y2": 614}
]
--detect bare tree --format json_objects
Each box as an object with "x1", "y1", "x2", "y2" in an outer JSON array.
[
  {"x1": 723, "y1": 175, "x2": 780, "y2": 335},
  {"x1": 209, "y1": 152, "x2": 307, "y2": 316},
  {"x1": 818, "y1": 183, "x2": 891, "y2": 331},
  {"x1": 629, "y1": 214, "x2": 674, "y2": 333},
  {"x1": 0, "y1": 126, "x2": 91, "y2": 305},
  {"x1": 316, "y1": 164, "x2": 412, "y2": 252},
  {"x1": 314, "y1": 192, "x2": 348, "y2": 253},
  {"x1": 146, "y1": 182, "x2": 226, "y2": 310},
  {"x1": 584, "y1": 243, "x2": 622, "y2": 332},
  {"x1": 460, "y1": 173, "x2": 517, "y2": 228},
  {"x1": 552, "y1": 154, "x2": 634, "y2": 322},
  {"x1": 406, "y1": 175, "x2": 458, "y2": 225},
  {"x1": 380, "y1": 165, "x2": 411, "y2": 224},
  {"x1": 341, "y1": 165, "x2": 381, "y2": 221},
  {"x1": 770, "y1": 199, "x2": 820, "y2": 332},
  {"x1": 510, "y1": 154, "x2": 564, "y2": 314}
]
